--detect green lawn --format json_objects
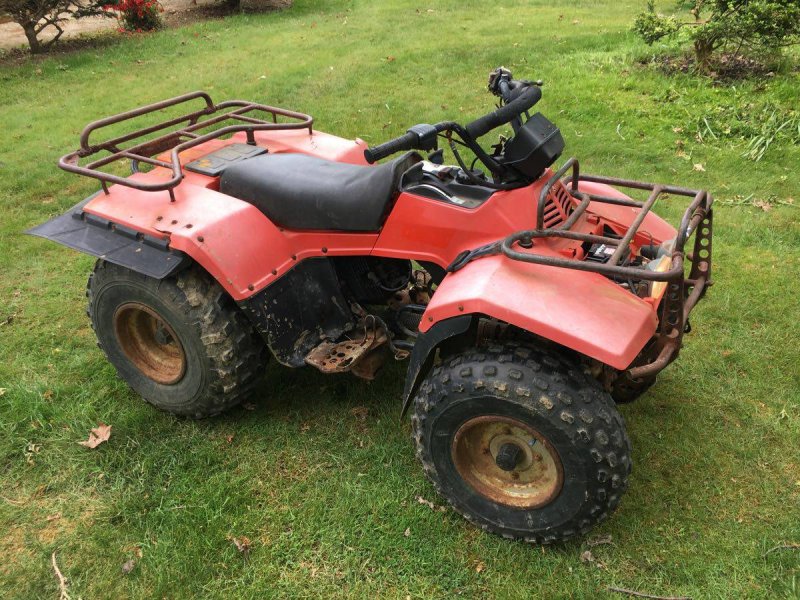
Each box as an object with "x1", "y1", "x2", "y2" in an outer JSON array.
[{"x1": 1, "y1": 1, "x2": 799, "y2": 598}]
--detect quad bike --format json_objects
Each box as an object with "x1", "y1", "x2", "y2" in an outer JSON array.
[{"x1": 29, "y1": 67, "x2": 713, "y2": 543}]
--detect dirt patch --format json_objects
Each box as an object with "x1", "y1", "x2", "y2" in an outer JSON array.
[
  {"x1": 639, "y1": 52, "x2": 782, "y2": 81},
  {"x1": 0, "y1": 525, "x2": 35, "y2": 578},
  {"x1": 0, "y1": 0, "x2": 291, "y2": 53}
]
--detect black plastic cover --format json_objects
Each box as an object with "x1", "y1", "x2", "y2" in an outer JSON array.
[
  {"x1": 503, "y1": 112, "x2": 564, "y2": 179},
  {"x1": 185, "y1": 143, "x2": 267, "y2": 177},
  {"x1": 26, "y1": 194, "x2": 187, "y2": 279}
]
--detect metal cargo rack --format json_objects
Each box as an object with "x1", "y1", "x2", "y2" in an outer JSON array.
[
  {"x1": 59, "y1": 91, "x2": 314, "y2": 200},
  {"x1": 502, "y1": 157, "x2": 714, "y2": 378}
]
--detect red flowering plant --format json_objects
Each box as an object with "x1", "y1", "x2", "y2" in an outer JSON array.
[{"x1": 105, "y1": 0, "x2": 163, "y2": 32}]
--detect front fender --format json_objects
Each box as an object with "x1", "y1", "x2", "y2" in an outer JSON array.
[{"x1": 420, "y1": 253, "x2": 659, "y2": 371}]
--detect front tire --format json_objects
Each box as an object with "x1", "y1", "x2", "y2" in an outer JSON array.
[
  {"x1": 411, "y1": 343, "x2": 631, "y2": 543},
  {"x1": 87, "y1": 261, "x2": 267, "y2": 418}
]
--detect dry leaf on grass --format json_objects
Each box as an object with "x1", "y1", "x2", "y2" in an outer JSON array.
[
  {"x1": 475, "y1": 561, "x2": 486, "y2": 573},
  {"x1": 404, "y1": 527, "x2": 411, "y2": 537},
  {"x1": 229, "y1": 535, "x2": 251, "y2": 557},
  {"x1": 415, "y1": 495, "x2": 435, "y2": 510},
  {"x1": 351, "y1": 406, "x2": 369, "y2": 421},
  {"x1": 580, "y1": 550, "x2": 595, "y2": 563},
  {"x1": 0, "y1": 388, "x2": 6, "y2": 396},
  {"x1": 78, "y1": 423, "x2": 111, "y2": 448},
  {"x1": 754, "y1": 200, "x2": 772, "y2": 212},
  {"x1": 121, "y1": 559, "x2": 136, "y2": 575},
  {"x1": 693, "y1": 163, "x2": 706, "y2": 172}
]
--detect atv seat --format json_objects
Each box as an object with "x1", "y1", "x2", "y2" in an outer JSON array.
[{"x1": 219, "y1": 152, "x2": 419, "y2": 232}]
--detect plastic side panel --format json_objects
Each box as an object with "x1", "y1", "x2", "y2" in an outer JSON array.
[
  {"x1": 577, "y1": 181, "x2": 677, "y2": 242},
  {"x1": 83, "y1": 174, "x2": 378, "y2": 300},
  {"x1": 420, "y1": 254, "x2": 657, "y2": 370}
]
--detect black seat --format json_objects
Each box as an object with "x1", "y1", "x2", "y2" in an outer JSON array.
[{"x1": 219, "y1": 152, "x2": 419, "y2": 232}]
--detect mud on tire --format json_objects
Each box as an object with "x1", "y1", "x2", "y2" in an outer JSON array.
[
  {"x1": 411, "y1": 342, "x2": 632, "y2": 543},
  {"x1": 87, "y1": 260, "x2": 267, "y2": 418}
]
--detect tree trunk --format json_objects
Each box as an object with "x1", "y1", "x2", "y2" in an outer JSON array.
[
  {"x1": 22, "y1": 20, "x2": 43, "y2": 54},
  {"x1": 693, "y1": 37, "x2": 714, "y2": 72}
]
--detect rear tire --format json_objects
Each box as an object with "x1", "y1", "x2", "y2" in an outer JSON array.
[
  {"x1": 87, "y1": 261, "x2": 267, "y2": 418},
  {"x1": 411, "y1": 342, "x2": 631, "y2": 543}
]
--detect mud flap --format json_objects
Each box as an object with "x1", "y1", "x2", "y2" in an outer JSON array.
[
  {"x1": 238, "y1": 258, "x2": 355, "y2": 367},
  {"x1": 26, "y1": 194, "x2": 187, "y2": 279}
]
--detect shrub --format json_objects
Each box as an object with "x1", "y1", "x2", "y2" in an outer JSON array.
[
  {"x1": 634, "y1": 0, "x2": 800, "y2": 71},
  {"x1": 108, "y1": 0, "x2": 163, "y2": 32}
]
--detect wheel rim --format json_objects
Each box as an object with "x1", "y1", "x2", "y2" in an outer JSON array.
[
  {"x1": 113, "y1": 302, "x2": 186, "y2": 385},
  {"x1": 451, "y1": 415, "x2": 564, "y2": 509}
]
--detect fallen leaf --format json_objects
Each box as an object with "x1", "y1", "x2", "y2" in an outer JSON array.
[
  {"x1": 230, "y1": 536, "x2": 251, "y2": 556},
  {"x1": 351, "y1": 406, "x2": 369, "y2": 421},
  {"x1": 45, "y1": 513, "x2": 62, "y2": 522},
  {"x1": 386, "y1": 56, "x2": 396, "y2": 62},
  {"x1": 693, "y1": 163, "x2": 706, "y2": 172},
  {"x1": 580, "y1": 550, "x2": 595, "y2": 563},
  {"x1": 225, "y1": 434, "x2": 235, "y2": 444},
  {"x1": 0, "y1": 388, "x2": 6, "y2": 396},
  {"x1": 672, "y1": 126, "x2": 684, "y2": 133},
  {"x1": 43, "y1": 390, "x2": 53, "y2": 400},
  {"x1": 404, "y1": 527, "x2": 411, "y2": 537},
  {"x1": 78, "y1": 423, "x2": 112, "y2": 448},
  {"x1": 475, "y1": 561, "x2": 486, "y2": 573},
  {"x1": 754, "y1": 200, "x2": 772, "y2": 212},
  {"x1": 415, "y1": 495, "x2": 435, "y2": 510},
  {"x1": 121, "y1": 559, "x2": 136, "y2": 574}
]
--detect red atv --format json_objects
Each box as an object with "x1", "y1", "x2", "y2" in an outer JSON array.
[{"x1": 30, "y1": 68, "x2": 713, "y2": 543}]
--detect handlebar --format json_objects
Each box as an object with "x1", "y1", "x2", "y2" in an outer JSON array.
[
  {"x1": 364, "y1": 123, "x2": 449, "y2": 164},
  {"x1": 464, "y1": 84, "x2": 541, "y2": 139},
  {"x1": 364, "y1": 131, "x2": 420, "y2": 164},
  {"x1": 364, "y1": 70, "x2": 542, "y2": 165}
]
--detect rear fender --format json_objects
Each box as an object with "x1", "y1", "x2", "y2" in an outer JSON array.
[
  {"x1": 48, "y1": 172, "x2": 377, "y2": 301},
  {"x1": 420, "y1": 254, "x2": 658, "y2": 371}
]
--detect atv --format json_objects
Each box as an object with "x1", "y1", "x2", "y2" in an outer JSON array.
[{"x1": 30, "y1": 67, "x2": 713, "y2": 543}]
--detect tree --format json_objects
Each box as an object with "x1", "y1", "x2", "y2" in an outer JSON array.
[
  {"x1": 0, "y1": 0, "x2": 111, "y2": 54},
  {"x1": 635, "y1": 0, "x2": 800, "y2": 71}
]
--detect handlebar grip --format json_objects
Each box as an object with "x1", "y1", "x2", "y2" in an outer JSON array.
[
  {"x1": 464, "y1": 85, "x2": 542, "y2": 140},
  {"x1": 364, "y1": 131, "x2": 418, "y2": 164}
]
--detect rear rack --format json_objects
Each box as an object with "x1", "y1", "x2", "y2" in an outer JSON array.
[
  {"x1": 502, "y1": 157, "x2": 714, "y2": 379},
  {"x1": 58, "y1": 91, "x2": 313, "y2": 199}
]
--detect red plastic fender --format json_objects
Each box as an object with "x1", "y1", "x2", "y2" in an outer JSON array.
[
  {"x1": 83, "y1": 172, "x2": 378, "y2": 301},
  {"x1": 419, "y1": 253, "x2": 659, "y2": 370}
]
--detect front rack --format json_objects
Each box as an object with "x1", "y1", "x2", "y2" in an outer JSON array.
[
  {"x1": 59, "y1": 91, "x2": 313, "y2": 200},
  {"x1": 503, "y1": 157, "x2": 714, "y2": 378}
]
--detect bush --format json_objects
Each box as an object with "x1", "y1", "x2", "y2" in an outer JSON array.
[
  {"x1": 108, "y1": 0, "x2": 163, "y2": 32},
  {"x1": 634, "y1": 0, "x2": 800, "y2": 71}
]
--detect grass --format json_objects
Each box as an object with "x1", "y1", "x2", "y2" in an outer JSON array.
[{"x1": 1, "y1": 0, "x2": 799, "y2": 597}]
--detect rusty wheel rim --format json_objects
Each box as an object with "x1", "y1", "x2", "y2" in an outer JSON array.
[
  {"x1": 451, "y1": 415, "x2": 564, "y2": 509},
  {"x1": 113, "y1": 302, "x2": 186, "y2": 385}
]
